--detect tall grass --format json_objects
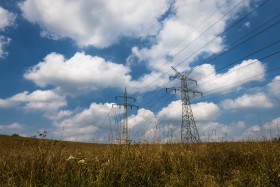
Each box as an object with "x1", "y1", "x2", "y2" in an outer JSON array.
[{"x1": 0, "y1": 135, "x2": 279, "y2": 186}]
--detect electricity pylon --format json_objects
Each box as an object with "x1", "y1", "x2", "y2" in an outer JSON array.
[
  {"x1": 167, "y1": 66, "x2": 202, "y2": 143},
  {"x1": 112, "y1": 87, "x2": 139, "y2": 144}
]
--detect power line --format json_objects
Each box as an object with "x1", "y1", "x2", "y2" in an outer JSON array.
[
  {"x1": 194, "y1": 44, "x2": 280, "y2": 89},
  {"x1": 157, "y1": 71, "x2": 280, "y2": 127},
  {"x1": 134, "y1": 0, "x2": 272, "y2": 92},
  {"x1": 193, "y1": 14, "x2": 280, "y2": 68},
  {"x1": 135, "y1": 0, "x2": 275, "y2": 109},
  {"x1": 147, "y1": 54, "x2": 280, "y2": 125},
  {"x1": 172, "y1": 0, "x2": 272, "y2": 70},
  {"x1": 140, "y1": 39, "x2": 280, "y2": 111}
]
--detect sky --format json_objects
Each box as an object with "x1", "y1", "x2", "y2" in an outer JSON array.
[{"x1": 0, "y1": 0, "x2": 280, "y2": 143}]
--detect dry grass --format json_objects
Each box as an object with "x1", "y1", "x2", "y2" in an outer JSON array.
[{"x1": 0, "y1": 135, "x2": 280, "y2": 186}]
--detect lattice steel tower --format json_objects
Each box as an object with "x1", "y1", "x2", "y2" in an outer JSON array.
[
  {"x1": 167, "y1": 66, "x2": 202, "y2": 143},
  {"x1": 112, "y1": 87, "x2": 139, "y2": 143}
]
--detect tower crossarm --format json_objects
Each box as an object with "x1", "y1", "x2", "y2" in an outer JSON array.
[
  {"x1": 113, "y1": 103, "x2": 139, "y2": 109},
  {"x1": 186, "y1": 77, "x2": 197, "y2": 85},
  {"x1": 166, "y1": 87, "x2": 181, "y2": 93},
  {"x1": 182, "y1": 89, "x2": 203, "y2": 97},
  {"x1": 116, "y1": 95, "x2": 136, "y2": 102}
]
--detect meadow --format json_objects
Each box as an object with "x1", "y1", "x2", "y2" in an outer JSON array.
[{"x1": 0, "y1": 135, "x2": 279, "y2": 186}]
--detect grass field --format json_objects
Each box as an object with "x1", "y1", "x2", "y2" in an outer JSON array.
[{"x1": 0, "y1": 135, "x2": 279, "y2": 186}]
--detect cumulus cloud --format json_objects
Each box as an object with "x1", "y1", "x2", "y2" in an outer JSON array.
[
  {"x1": 193, "y1": 59, "x2": 265, "y2": 94},
  {"x1": 24, "y1": 54, "x2": 266, "y2": 98},
  {"x1": 192, "y1": 102, "x2": 220, "y2": 121},
  {"x1": 57, "y1": 105, "x2": 159, "y2": 143},
  {"x1": 157, "y1": 100, "x2": 181, "y2": 122},
  {"x1": 24, "y1": 52, "x2": 134, "y2": 95},
  {"x1": 263, "y1": 117, "x2": 280, "y2": 138},
  {"x1": 0, "y1": 7, "x2": 15, "y2": 30},
  {"x1": 52, "y1": 100, "x2": 220, "y2": 142},
  {"x1": 198, "y1": 121, "x2": 247, "y2": 141},
  {"x1": 124, "y1": 1, "x2": 258, "y2": 96},
  {"x1": 128, "y1": 0, "x2": 250, "y2": 72},
  {"x1": 157, "y1": 100, "x2": 220, "y2": 122},
  {"x1": 153, "y1": 100, "x2": 221, "y2": 142},
  {"x1": 46, "y1": 110, "x2": 73, "y2": 120},
  {"x1": 221, "y1": 92, "x2": 273, "y2": 110},
  {"x1": 49, "y1": 98, "x2": 278, "y2": 142},
  {"x1": 0, "y1": 123, "x2": 23, "y2": 134},
  {"x1": 24, "y1": 52, "x2": 168, "y2": 95},
  {"x1": 242, "y1": 125, "x2": 261, "y2": 139},
  {"x1": 19, "y1": 0, "x2": 170, "y2": 48},
  {"x1": 128, "y1": 108, "x2": 156, "y2": 142},
  {"x1": 0, "y1": 36, "x2": 11, "y2": 58},
  {"x1": 199, "y1": 117, "x2": 280, "y2": 142},
  {"x1": 21, "y1": 0, "x2": 262, "y2": 96},
  {"x1": 53, "y1": 102, "x2": 116, "y2": 142},
  {"x1": 0, "y1": 7, "x2": 15, "y2": 58},
  {"x1": 0, "y1": 90, "x2": 66, "y2": 112},
  {"x1": 268, "y1": 75, "x2": 280, "y2": 98},
  {"x1": 242, "y1": 117, "x2": 280, "y2": 140}
]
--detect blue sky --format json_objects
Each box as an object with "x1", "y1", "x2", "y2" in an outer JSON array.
[{"x1": 0, "y1": 0, "x2": 279, "y2": 142}]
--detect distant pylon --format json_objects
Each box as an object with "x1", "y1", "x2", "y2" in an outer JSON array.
[
  {"x1": 167, "y1": 66, "x2": 202, "y2": 143},
  {"x1": 112, "y1": 87, "x2": 139, "y2": 143}
]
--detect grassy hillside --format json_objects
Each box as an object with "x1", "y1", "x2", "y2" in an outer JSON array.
[{"x1": 0, "y1": 135, "x2": 279, "y2": 186}]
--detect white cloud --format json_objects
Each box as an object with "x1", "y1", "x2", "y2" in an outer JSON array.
[
  {"x1": 0, "y1": 7, "x2": 15, "y2": 30},
  {"x1": 46, "y1": 110, "x2": 73, "y2": 120},
  {"x1": 157, "y1": 100, "x2": 181, "y2": 122},
  {"x1": 21, "y1": 0, "x2": 262, "y2": 96},
  {"x1": 0, "y1": 35, "x2": 11, "y2": 58},
  {"x1": 157, "y1": 100, "x2": 220, "y2": 122},
  {"x1": 184, "y1": 117, "x2": 280, "y2": 142},
  {"x1": 151, "y1": 59, "x2": 265, "y2": 99},
  {"x1": 154, "y1": 100, "x2": 221, "y2": 142},
  {"x1": 23, "y1": 54, "x2": 265, "y2": 97},
  {"x1": 268, "y1": 75, "x2": 280, "y2": 98},
  {"x1": 221, "y1": 92, "x2": 273, "y2": 110},
  {"x1": 24, "y1": 52, "x2": 134, "y2": 95},
  {"x1": 6, "y1": 123, "x2": 23, "y2": 130},
  {"x1": 0, "y1": 7, "x2": 15, "y2": 58},
  {"x1": 0, "y1": 123, "x2": 23, "y2": 134},
  {"x1": 53, "y1": 102, "x2": 116, "y2": 142},
  {"x1": 48, "y1": 98, "x2": 278, "y2": 142},
  {"x1": 193, "y1": 59, "x2": 265, "y2": 94},
  {"x1": 128, "y1": 108, "x2": 156, "y2": 141},
  {"x1": 244, "y1": 21, "x2": 250, "y2": 28},
  {"x1": 19, "y1": 0, "x2": 170, "y2": 48},
  {"x1": 242, "y1": 125, "x2": 261, "y2": 139},
  {"x1": 131, "y1": 49, "x2": 265, "y2": 97},
  {"x1": 123, "y1": 1, "x2": 260, "y2": 98},
  {"x1": 242, "y1": 117, "x2": 280, "y2": 140},
  {"x1": 24, "y1": 52, "x2": 168, "y2": 95},
  {"x1": 198, "y1": 122, "x2": 230, "y2": 141},
  {"x1": 128, "y1": 0, "x2": 250, "y2": 72},
  {"x1": 0, "y1": 90, "x2": 66, "y2": 112},
  {"x1": 198, "y1": 121, "x2": 248, "y2": 141},
  {"x1": 128, "y1": 108, "x2": 155, "y2": 129},
  {"x1": 192, "y1": 102, "x2": 220, "y2": 121},
  {"x1": 263, "y1": 117, "x2": 280, "y2": 131}
]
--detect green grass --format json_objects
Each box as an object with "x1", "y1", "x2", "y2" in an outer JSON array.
[{"x1": 0, "y1": 135, "x2": 280, "y2": 186}]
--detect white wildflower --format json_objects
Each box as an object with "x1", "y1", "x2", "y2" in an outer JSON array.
[
  {"x1": 78, "y1": 159, "x2": 86, "y2": 164},
  {"x1": 67, "y1": 155, "x2": 75, "y2": 161}
]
